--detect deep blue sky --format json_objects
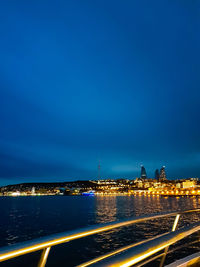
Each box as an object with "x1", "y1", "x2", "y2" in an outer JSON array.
[{"x1": 0, "y1": 0, "x2": 200, "y2": 185}]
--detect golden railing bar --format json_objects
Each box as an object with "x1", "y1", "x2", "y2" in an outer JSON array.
[
  {"x1": 77, "y1": 233, "x2": 167, "y2": 267},
  {"x1": 37, "y1": 247, "x2": 51, "y2": 267},
  {"x1": 159, "y1": 214, "x2": 180, "y2": 267}
]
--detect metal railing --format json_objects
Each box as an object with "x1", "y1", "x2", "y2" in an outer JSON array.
[{"x1": 0, "y1": 208, "x2": 200, "y2": 267}]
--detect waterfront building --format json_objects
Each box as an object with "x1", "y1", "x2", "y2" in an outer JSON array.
[
  {"x1": 143, "y1": 181, "x2": 151, "y2": 188},
  {"x1": 97, "y1": 179, "x2": 117, "y2": 185},
  {"x1": 141, "y1": 165, "x2": 147, "y2": 179},
  {"x1": 159, "y1": 166, "x2": 167, "y2": 181},
  {"x1": 182, "y1": 180, "x2": 197, "y2": 188}
]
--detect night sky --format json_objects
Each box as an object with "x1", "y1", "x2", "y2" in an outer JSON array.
[{"x1": 1, "y1": 1, "x2": 200, "y2": 185}]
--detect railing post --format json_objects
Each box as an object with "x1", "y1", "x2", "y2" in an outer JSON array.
[
  {"x1": 38, "y1": 247, "x2": 51, "y2": 267},
  {"x1": 159, "y1": 214, "x2": 180, "y2": 267}
]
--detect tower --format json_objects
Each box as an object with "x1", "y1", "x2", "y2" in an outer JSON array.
[
  {"x1": 155, "y1": 169, "x2": 160, "y2": 180},
  {"x1": 31, "y1": 187, "x2": 35, "y2": 195},
  {"x1": 159, "y1": 166, "x2": 166, "y2": 181},
  {"x1": 141, "y1": 165, "x2": 147, "y2": 179}
]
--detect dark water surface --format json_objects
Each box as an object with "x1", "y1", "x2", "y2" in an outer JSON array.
[{"x1": 1, "y1": 195, "x2": 200, "y2": 266}]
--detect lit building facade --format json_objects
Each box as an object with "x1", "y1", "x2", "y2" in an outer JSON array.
[
  {"x1": 141, "y1": 166, "x2": 147, "y2": 179},
  {"x1": 159, "y1": 166, "x2": 167, "y2": 181}
]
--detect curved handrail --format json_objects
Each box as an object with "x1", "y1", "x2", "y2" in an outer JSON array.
[
  {"x1": 84, "y1": 221, "x2": 200, "y2": 267},
  {"x1": 0, "y1": 208, "x2": 200, "y2": 266},
  {"x1": 77, "y1": 233, "x2": 168, "y2": 267}
]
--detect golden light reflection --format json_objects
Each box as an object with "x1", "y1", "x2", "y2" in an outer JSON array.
[{"x1": 95, "y1": 196, "x2": 117, "y2": 224}]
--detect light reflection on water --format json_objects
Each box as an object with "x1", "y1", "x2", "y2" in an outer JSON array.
[
  {"x1": 91, "y1": 195, "x2": 200, "y2": 263},
  {"x1": 1, "y1": 195, "x2": 200, "y2": 266},
  {"x1": 94, "y1": 195, "x2": 200, "y2": 222},
  {"x1": 95, "y1": 196, "x2": 117, "y2": 224}
]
